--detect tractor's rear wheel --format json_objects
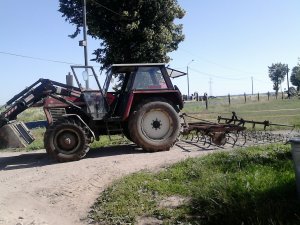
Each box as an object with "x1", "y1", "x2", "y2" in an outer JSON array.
[
  {"x1": 44, "y1": 119, "x2": 90, "y2": 162},
  {"x1": 129, "y1": 100, "x2": 180, "y2": 152}
]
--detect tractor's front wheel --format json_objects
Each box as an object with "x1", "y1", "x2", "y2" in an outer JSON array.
[
  {"x1": 129, "y1": 100, "x2": 180, "y2": 152},
  {"x1": 44, "y1": 119, "x2": 90, "y2": 162}
]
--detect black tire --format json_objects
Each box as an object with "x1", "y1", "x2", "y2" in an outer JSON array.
[
  {"x1": 44, "y1": 119, "x2": 90, "y2": 162},
  {"x1": 122, "y1": 122, "x2": 133, "y2": 142},
  {"x1": 129, "y1": 99, "x2": 180, "y2": 152}
]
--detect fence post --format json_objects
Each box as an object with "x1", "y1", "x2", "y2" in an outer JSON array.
[
  {"x1": 258, "y1": 92, "x2": 260, "y2": 101},
  {"x1": 228, "y1": 94, "x2": 231, "y2": 105},
  {"x1": 282, "y1": 91, "x2": 284, "y2": 100},
  {"x1": 244, "y1": 92, "x2": 246, "y2": 103},
  {"x1": 268, "y1": 91, "x2": 270, "y2": 101},
  {"x1": 205, "y1": 97, "x2": 208, "y2": 109}
]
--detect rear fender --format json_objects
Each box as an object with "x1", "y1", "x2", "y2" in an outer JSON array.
[{"x1": 122, "y1": 90, "x2": 183, "y2": 121}]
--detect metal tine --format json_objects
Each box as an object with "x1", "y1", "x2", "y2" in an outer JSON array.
[
  {"x1": 238, "y1": 131, "x2": 247, "y2": 146},
  {"x1": 195, "y1": 131, "x2": 201, "y2": 142},
  {"x1": 196, "y1": 131, "x2": 205, "y2": 145},
  {"x1": 190, "y1": 132, "x2": 196, "y2": 142},
  {"x1": 225, "y1": 133, "x2": 237, "y2": 147}
]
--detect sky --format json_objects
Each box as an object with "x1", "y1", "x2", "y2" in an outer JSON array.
[{"x1": 1, "y1": 0, "x2": 300, "y2": 104}]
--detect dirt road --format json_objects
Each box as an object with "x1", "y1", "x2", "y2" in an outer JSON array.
[{"x1": 0, "y1": 143, "x2": 219, "y2": 225}]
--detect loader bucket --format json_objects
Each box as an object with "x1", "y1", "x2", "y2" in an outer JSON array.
[{"x1": 0, "y1": 122, "x2": 35, "y2": 149}]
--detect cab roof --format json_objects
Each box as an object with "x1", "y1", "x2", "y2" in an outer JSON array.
[
  {"x1": 111, "y1": 63, "x2": 165, "y2": 67},
  {"x1": 110, "y1": 63, "x2": 186, "y2": 78}
]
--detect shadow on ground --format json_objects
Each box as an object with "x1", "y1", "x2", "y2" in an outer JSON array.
[
  {"x1": 0, "y1": 144, "x2": 145, "y2": 171},
  {"x1": 87, "y1": 144, "x2": 145, "y2": 158}
]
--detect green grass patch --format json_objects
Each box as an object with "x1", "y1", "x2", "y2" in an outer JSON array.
[
  {"x1": 89, "y1": 144, "x2": 300, "y2": 225},
  {"x1": 27, "y1": 128, "x2": 46, "y2": 151},
  {"x1": 90, "y1": 135, "x2": 131, "y2": 149},
  {"x1": 183, "y1": 97, "x2": 300, "y2": 128},
  {"x1": 23, "y1": 127, "x2": 130, "y2": 151},
  {"x1": 18, "y1": 107, "x2": 46, "y2": 122}
]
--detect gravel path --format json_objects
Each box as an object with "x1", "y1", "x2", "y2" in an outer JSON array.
[{"x1": 0, "y1": 143, "x2": 219, "y2": 225}]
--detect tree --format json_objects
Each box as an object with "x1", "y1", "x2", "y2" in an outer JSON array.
[
  {"x1": 290, "y1": 64, "x2": 300, "y2": 91},
  {"x1": 59, "y1": 0, "x2": 185, "y2": 69},
  {"x1": 268, "y1": 63, "x2": 288, "y2": 96}
]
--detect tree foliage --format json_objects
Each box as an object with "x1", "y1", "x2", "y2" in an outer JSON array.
[
  {"x1": 290, "y1": 64, "x2": 300, "y2": 91},
  {"x1": 59, "y1": 0, "x2": 185, "y2": 69},
  {"x1": 268, "y1": 63, "x2": 288, "y2": 94}
]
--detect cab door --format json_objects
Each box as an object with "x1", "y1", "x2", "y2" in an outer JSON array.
[{"x1": 71, "y1": 66, "x2": 109, "y2": 120}]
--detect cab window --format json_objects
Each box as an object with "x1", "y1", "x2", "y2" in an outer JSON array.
[{"x1": 132, "y1": 67, "x2": 167, "y2": 90}]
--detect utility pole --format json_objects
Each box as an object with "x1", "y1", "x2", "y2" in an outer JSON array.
[
  {"x1": 287, "y1": 64, "x2": 290, "y2": 99},
  {"x1": 251, "y1": 76, "x2": 253, "y2": 95},
  {"x1": 187, "y1": 65, "x2": 190, "y2": 99},
  {"x1": 186, "y1": 60, "x2": 194, "y2": 99},
  {"x1": 79, "y1": 0, "x2": 89, "y2": 89}
]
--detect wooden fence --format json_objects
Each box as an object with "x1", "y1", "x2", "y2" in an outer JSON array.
[{"x1": 183, "y1": 91, "x2": 291, "y2": 109}]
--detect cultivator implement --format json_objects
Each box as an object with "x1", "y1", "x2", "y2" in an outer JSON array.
[{"x1": 179, "y1": 112, "x2": 296, "y2": 149}]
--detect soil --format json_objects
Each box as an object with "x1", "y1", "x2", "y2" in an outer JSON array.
[{"x1": 0, "y1": 143, "x2": 220, "y2": 225}]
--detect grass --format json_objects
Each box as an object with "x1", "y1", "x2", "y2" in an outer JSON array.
[
  {"x1": 27, "y1": 128, "x2": 46, "y2": 150},
  {"x1": 18, "y1": 107, "x2": 46, "y2": 122},
  {"x1": 22, "y1": 130, "x2": 130, "y2": 151},
  {"x1": 183, "y1": 97, "x2": 300, "y2": 129},
  {"x1": 89, "y1": 144, "x2": 300, "y2": 225}
]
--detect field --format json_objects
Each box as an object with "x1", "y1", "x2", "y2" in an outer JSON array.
[{"x1": 183, "y1": 96, "x2": 300, "y2": 128}]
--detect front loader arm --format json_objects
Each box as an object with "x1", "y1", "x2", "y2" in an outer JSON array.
[{"x1": 0, "y1": 79, "x2": 82, "y2": 128}]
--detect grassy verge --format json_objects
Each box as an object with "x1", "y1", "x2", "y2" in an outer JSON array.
[{"x1": 89, "y1": 144, "x2": 300, "y2": 225}]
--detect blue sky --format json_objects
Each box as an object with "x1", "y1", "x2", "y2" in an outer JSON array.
[{"x1": 1, "y1": 0, "x2": 300, "y2": 104}]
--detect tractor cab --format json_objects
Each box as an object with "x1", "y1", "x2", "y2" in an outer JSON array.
[{"x1": 103, "y1": 63, "x2": 185, "y2": 118}]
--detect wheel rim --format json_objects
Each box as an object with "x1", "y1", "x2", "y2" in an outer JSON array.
[
  {"x1": 54, "y1": 128, "x2": 81, "y2": 154},
  {"x1": 141, "y1": 109, "x2": 173, "y2": 140}
]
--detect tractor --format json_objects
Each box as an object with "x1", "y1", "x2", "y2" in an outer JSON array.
[{"x1": 0, "y1": 63, "x2": 185, "y2": 162}]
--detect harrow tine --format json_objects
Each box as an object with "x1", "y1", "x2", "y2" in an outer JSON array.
[
  {"x1": 225, "y1": 134, "x2": 236, "y2": 147},
  {"x1": 190, "y1": 132, "x2": 197, "y2": 142},
  {"x1": 178, "y1": 112, "x2": 296, "y2": 151}
]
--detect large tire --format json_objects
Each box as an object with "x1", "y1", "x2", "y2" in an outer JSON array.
[
  {"x1": 129, "y1": 100, "x2": 180, "y2": 152},
  {"x1": 44, "y1": 119, "x2": 90, "y2": 162},
  {"x1": 122, "y1": 122, "x2": 133, "y2": 142}
]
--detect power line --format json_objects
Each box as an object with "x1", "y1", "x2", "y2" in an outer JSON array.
[
  {"x1": 189, "y1": 67, "x2": 249, "y2": 80},
  {"x1": 0, "y1": 50, "x2": 272, "y2": 82},
  {"x1": 0, "y1": 51, "x2": 78, "y2": 65},
  {"x1": 91, "y1": 1, "x2": 129, "y2": 19},
  {"x1": 179, "y1": 48, "x2": 263, "y2": 76},
  {"x1": 0, "y1": 50, "x2": 101, "y2": 68}
]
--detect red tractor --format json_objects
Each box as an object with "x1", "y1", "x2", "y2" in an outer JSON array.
[{"x1": 0, "y1": 63, "x2": 185, "y2": 162}]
